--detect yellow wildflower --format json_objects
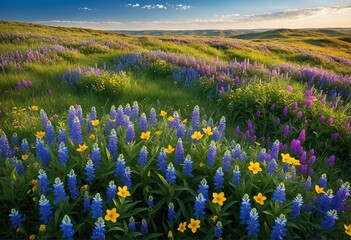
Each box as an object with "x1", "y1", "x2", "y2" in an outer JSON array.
[
  {"x1": 344, "y1": 224, "x2": 351, "y2": 236},
  {"x1": 211, "y1": 215, "x2": 218, "y2": 222},
  {"x1": 39, "y1": 224, "x2": 46, "y2": 232},
  {"x1": 188, "y1": 218, "x2": 200, "y2": 233},
  {"x1": 191, "y1": 131, "x2": 203, "y2": 140},
  {"x1": 315, "y1": 185, "x2": 325, "y2": 194},
  {"x1": 177, "y1": 221, "x2": 187, "y2": 233},
  {"x1": 117, "y1": 186, "x2": 131, "y2": 198},
  {"x1": 212, "y1": 192, "x2": 227, "y2": 206},
  {"x1": 36, "y1": 131, "x2": 45, "y2": 138},
  {"x1": 29, "y1": 234, "x2": 36, "y2": 240},
  {"x1": 182, "y1": 119, "x2": 187, "y2": 123},
  {"x1": 167, "y1": 116, "x2": 174, "y2": 121},
  {"x1": 76, "y1": 144, "x2": 88, "y2": 152},
  {"x1": 31, "y1": 106, "x2": 39, "y2": 111},
  {"x1": 91, "y1": 119, "x2": 99, "y2": 127},
  {"x1": 140, "y1": 131, "x2": 151, "y2": 140},
  {"x1": 155, "y1": 130, "x2": 162, "y2": 135},
  {"x1": 202, "y1": 127, "x2": 213, "y2": 136},
  {"x1": 89, "y1": 134, "x2": 95, "y2": 140},
  {"x1": 254, "y1": 192, "x2": 267, "y2": 205},
  {"x1": 104, "y1": 208, "x2": 120, "y2": 223},
  {"x1": 165, "y1": 145, "x2": 175, "y2": 154},
  {"x1": 281, "y1": 153, "x2": 292, "y2": 164},
  {"x1": 248, "y1": 161, "x2": 262, "y2": 174},
  {"x1": 160, "y1": 110, "x2": 167, "y2": 117},
  {"x1": 21, "y1": 154, "x2": 29, "y2": 161},
  {"x1": 167, "y1": 230, "x2": 173, "y2": 238}
]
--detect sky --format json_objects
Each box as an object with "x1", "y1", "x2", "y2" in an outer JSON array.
[{"x1": 0, "y1": 0, "x2": 351, "y2": 30}]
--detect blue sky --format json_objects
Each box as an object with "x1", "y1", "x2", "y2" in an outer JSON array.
[{"x1": 0, "y1": 0, "x2": 350, "y2": 30}]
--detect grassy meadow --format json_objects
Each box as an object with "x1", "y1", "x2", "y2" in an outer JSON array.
[{"x1": 0, "y1": 20, "x2": 350, "y2": 239}]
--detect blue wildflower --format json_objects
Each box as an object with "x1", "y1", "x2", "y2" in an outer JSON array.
[
  {"x1": 233, "y1": 144, "x2": 242, "y2": 159},
  {"x1": 0, "y1": 132, "x2": 12, "y2": 158},
  {"x1": 12, "y1": 158, "x2": 24, "y2": 175},
  {"x1": 183, "y1": 155, "x2": 193, "y2": 177},
  {"x1": 208, "y1": 117, "x2": 214, "y2": 128},
  {"x1": 76, "y1": 105, "x2": 83, "y2": 123},
  {"x1": 85, "y1": 160, "x2": 95, "y2": 185},
  {"x1": 321, "y1": 210, "x2": 338, "y2": 232},
  {"x1": 67, "y1": 106, "x2": 76, "y2": 131},
  {"x1": 197, "y1": 178, "x2": 209, "y2": 202},
  {"x1": 58, "y1": 142, "x2": 69, "y2": 165},
  {"x1": 67, "y1": 169, "x2": 79, "y2": 199},
  {"x1": 122, "y1": 167, "x2": 132, "y2": 189},
  {"x1": 157, "y1": 148, "x2": 167, "y2": 173},
  {"x1": 266, "y1": 159, "x2": 277, "y2": 175},
  {"x1": 305, "y1": 176, "x2": 312, "y2": 190},
  {"x1": 115, "y1": 154, "x2": 126, "y2": 177},
  {"x1": 138, "y1": 146, "x2": 148, "y2": 167},
  {"x1": 214, "y1": 221, "x2": 222, "y2": 238},
  {"x1": 240, "y1": 194, "x2": 252, "y2": 224},
  {"x1": 116, "y1": 105, "x2": 124, "y2": 126},
  {"x1": 87, "y1": 106, "x2": 97, "y2": 133},
  {"x1": 46, "y1": 121, "x2": 55, "y2": 145},
  {"x1": 91, "y1": 143, "x2": 102, "y2": 170},
  {"x1": 58, "y1": 128, "x2": 67, "y2": 145},
  {"x1": 39, "y1": 195, "x2": 53, "y2": 224},
  {"x1": 283, "y1": 163, "x2": 289, "y2": 173},
  {"x1": 318, "y1": 174, "x2": 328, "y2": 189},
  {"x1": 218, "y1": 116, "x2": 226, "y2": 138},
  {"x1": 107, "y1": 105, "x2": 117, "y2": 131},
  {"x1": 108, "y1": 129, "x2": 118, "y2": 160},
  {"x1": 126, "y1": 123, "x2": 135, "y2": 143},
  {"x1": 70, "y1": 116, "x2": 82, "y2": 145},
  {"x1": 271, "y1": 214, "x2": 287, "y2": 240},
  {"x1": 246, "y1": 208, "x2": 260, "y2": 237},
  {"x1": 214, "y1": 167, "x2": 224, "y2": 191},
  {"x1": 60, "y1": 215, "x2": 75, "y2": 240},
  {"x1": 174, "y1": 138, "x2": 184, "y2": 164},
  {"x1": 21, "y1": 138, "x2": 29, "y2": 154},
  {"x1": 207, "y1": 141, "x2": 217, "y2": 167},
  {"x1": 128, "y1": 216, "x2": 136, "y2": 231},
  {"x1": 290, "y1": 193, "x2": 303, "y2": 219},
  {"x1": 212, "y1": 127, "x2": 220, "y2": 141},
  {"x1": 91, "y1": 193, "x2": 103, "y2": 219},
  {"x1": 12, "y1": 133, "x2": 19, "y2": 147},
  {"x1": 9, "y1": 208, "x2": 24, "y2": 229},
  {"x1": 53, "y1": 177, "x2": 67, "y2": 204},
  {"x1": 316, "y1": 190, "x2": 333, "y2": 214},
  {"x1": 140, "y1": 219, "x2": 148, "y2": 234},
  {"x1": 106, "y1": 181, "x2": 117, "y2": 204},
  {"x1": 271, "y1": 140, "x2": 280, "y2": 160},
  {"x1": 83, "y1": 191, "x2": 90, "y2": 213},
  {"x1": 36, "y1": 138, "x2": 51, "y2": 168},
  {"x1": 147, "y1": 196, "x2": 154, "y2": 208},
  {"x1": 130, "y1": 101, "x2": 139, "y2": 121},
  {"x1": 222, "y1": 150, "x2": 232, "y2": 172},
  {"x1": 232, "y1": 165, "x2": 242, "y2": 185},
  {"x1": 191, "y1": 105, "x2": 200, "y2": 130},
  {"x1": 258, "y1": 149, "x2": 267, "y2": 162},
  {"x1": 139, "y1": 113, "x2": 148, "y2": 132},
  {"x1": 330, "y1": 182, "x2": 350, "y2": 211},
  {"x1": 149, "y1": 108, "x2": 157, "y2": 126},
  {"x1": 168, "y1": 202, "x2": 176, "y2": 220},
  {"x1": 194, "y1": 193, "x2": 206, "y2": 220},
  {"x1": 166, "y1": 163, "x2": 176, "y2": 184},
  {"x1": 176, "y1": 123, "x2": 186, "y2": 139},
  {"x1": 122, "y1": 115, "x2": 130, "y2": 128},
  {"x1": 91, "y1": 217, "x2": 106, "y2": 240},
  {"x1": 272, "y1": 183, "x2": 286, "y2": 204},
  {"x1": 38, "y1": 169, "x2": 51, "y2": 195},
  {"x1": 40, "y1": 109, "x2": 49, "y2": 127}
]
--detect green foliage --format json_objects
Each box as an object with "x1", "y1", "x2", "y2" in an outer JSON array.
[{"x1": 148, "y1": 59, "x2": 175, "y2": 77}]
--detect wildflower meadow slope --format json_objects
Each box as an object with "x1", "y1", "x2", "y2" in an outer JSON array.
[{"x1": 0, "y1": 21, "x2": 350, "y2": 239}]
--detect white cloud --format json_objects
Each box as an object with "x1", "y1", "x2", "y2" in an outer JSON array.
[
  {"x1": 78, "y1": 7, "x2": 97, "y2": 12},
  {"x1": 141, "y1": 4, "x2": 167, "y2": 9},
  {"x1": 126, "y1": 3, "x2": 140, "y2": 8},
  {"x1": 176, "y1": 4, "x2": 192, "y2": 10},
  {"x1": 142, "y1": 4, "x2": 153, "y2": 9}
]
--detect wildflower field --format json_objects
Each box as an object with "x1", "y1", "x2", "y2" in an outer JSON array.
[{"x1": 0, "y1": 20, "x2": 350, "y2": 239}]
